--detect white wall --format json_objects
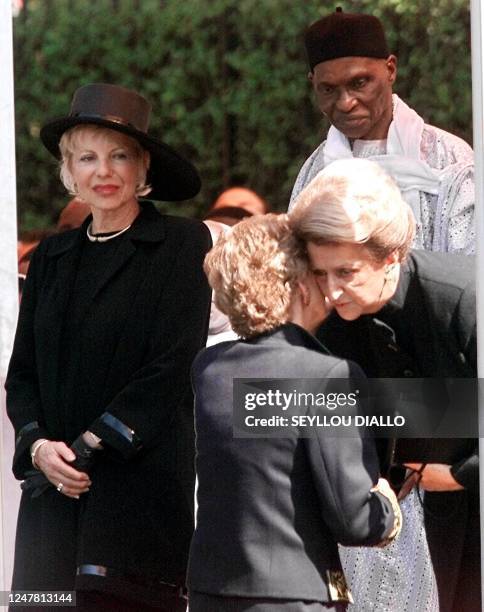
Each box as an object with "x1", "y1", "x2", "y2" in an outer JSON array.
[{"x1": 0, "y1": 0, "x2": 20, "y2": 592}]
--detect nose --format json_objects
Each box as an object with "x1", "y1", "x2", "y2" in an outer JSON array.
[
  {"x1": 326, "y1": 275, "x2": 344, "y2": 302},
  {"x1": 335, "y1": 89, "x2": 357, "y2": 113},
  {"x1": 96, "y1": 157, "x2": 114, "y2": 177}
]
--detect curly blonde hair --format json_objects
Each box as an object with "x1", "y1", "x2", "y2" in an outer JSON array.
[
  {"x1": 58, "y1": 124, "x2": 151, "y2": 197},
  {"x1": 204, "y1": 214, "x2": 308, "y2": 339},
  {"x1": 290, "y1": 158, "x2": 415, "y2": 262}
]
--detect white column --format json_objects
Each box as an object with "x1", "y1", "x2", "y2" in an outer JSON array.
[
  {"x1": 470, "y1": 1, "x2": 484, "y2": 609},
  {"x1": 0, "y1": 0, "x2": 20, "y2": 592}
]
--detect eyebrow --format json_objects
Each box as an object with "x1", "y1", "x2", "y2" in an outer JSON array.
[
  {"x1": 77, "y1": 146, "x2": 129, "y2": 153},
  {"x1": 311, "y1": 262, "x2": 357, "y2": 271},
  {"x1": 318, "y1": 71, "x2": 371, "y2": 87}
]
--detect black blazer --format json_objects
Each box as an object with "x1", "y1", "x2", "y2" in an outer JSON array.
[
  {"x1": 318, "y1": 250, "x2": 477, "y2": 491},
  {"x1": 188, "y1": 324, "x2": 395, "y2": 604},
  {"x1": 317, "y1": 249, "x2": 479, "y2": 612},
  {"x1": 6, "y1": 202, "x2": 212, "y2": 599}
]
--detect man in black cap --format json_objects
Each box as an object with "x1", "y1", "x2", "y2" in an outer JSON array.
[
  {"x1": 289, "y1": 8, "x2": 475, "y2": 255},
  {"x1": 289, "y1": 10, "x2": 478, "y2": 612}
]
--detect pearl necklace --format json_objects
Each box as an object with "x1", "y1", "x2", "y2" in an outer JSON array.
[{"x1": 86, "y1": 222, "x2": 132, "y2": 242}]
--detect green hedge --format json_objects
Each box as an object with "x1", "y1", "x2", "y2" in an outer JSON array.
[{"x1": 13, "y1": 0, "x2": 471, "y2": 230}]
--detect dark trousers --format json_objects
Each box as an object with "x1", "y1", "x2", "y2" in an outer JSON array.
[
  {"x1": 425, "y1": 491, "x2": 481, "y2": 612},
  {"x1": 76, "y1": 590, "x2": 186, "y2": 611},
  {"x1": 189, "y1": 592, "x2": 347, "y2": 612},
  {"x1": 9, "y1": 591, "x2": 186, "y2": 612}
]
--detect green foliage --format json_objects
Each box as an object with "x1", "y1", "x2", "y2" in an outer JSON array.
[{"x1": 13, "y1": 0, "x2": 472, "y2": 230}]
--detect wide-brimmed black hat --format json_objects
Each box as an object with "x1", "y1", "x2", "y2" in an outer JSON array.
[{"x1": 40, "y1": 83, "x2": 201, "y2": 201}]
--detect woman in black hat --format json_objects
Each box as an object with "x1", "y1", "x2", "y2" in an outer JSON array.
[{"x1": 6, "y1": 83, "x2": 212, "y2": 611}]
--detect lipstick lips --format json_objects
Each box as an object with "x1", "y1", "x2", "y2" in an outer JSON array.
[{"x1": 93, "y1": 185, "x2": 120, "y2": 195}]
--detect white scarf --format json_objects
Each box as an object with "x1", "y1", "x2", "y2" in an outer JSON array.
[{"x1": 322, "y1": 94, "x2": 442, "y2": 226}]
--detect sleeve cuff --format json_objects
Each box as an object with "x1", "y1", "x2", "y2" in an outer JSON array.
[
  {"x1": 450, "y1": 454, "x2": 478, "y2": 493},
  {"x1": 372, "y1": 489, "x2": 403, "y2": 547},
  {"x1": 13, "y1": 421, "x2": 50, "y2": 479},
  {"x1": 89, "y1": 412, "x2": 142, "y2": 460}
]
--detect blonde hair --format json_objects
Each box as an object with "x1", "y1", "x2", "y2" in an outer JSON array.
[
  {"x1": 290, "y1": 158, "x2": 415, "y2": 262},
  {"x1": 204, "y1": 214, "x2": 308, "y2": 339},
  {"x1": 58, "y1": 124, "x2": 151, "y2": 197}
]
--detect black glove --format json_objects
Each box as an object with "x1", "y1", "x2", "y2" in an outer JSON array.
[
  {"x1": 69, "y1": 434, "x2": 98, "y2": 472},
  {"x1": 21, "y1": 470, "x2": 50, "y2": 497}
]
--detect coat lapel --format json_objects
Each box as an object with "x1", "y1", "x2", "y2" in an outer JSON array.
[
  {"x1": 50, "y1": 231, "x2": 84, "y2": 317},
  {"x1": 251, "y1": 323, "x2": 332, "y2": 354},
  {"x1": 42, "y1": 229, "x2": 84, "y2": 433}
]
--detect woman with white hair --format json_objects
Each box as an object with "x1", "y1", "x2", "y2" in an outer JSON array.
[
  {"x1": 187, "y1": 213, "x2": 400, "y2": 612},
  {"x1": 290, "y1": 158, "x2": 478, "y2": 612}
]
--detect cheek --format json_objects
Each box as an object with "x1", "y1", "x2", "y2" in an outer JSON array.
[
  {"x1": 71, "y1": 167, "x2": 89, "y2": 188},
  {"x1": 313, "y1": 89, "x2": 332, "y2": 111},
  {"x1": 366, "y1": 85, "x2": 387, "y2": 114},
  {"x1": 70, "y1": 159, "x2": 92, "y2": 179},
  {"x1": 318, "y1": 98, "x2": 333, "y2": 116},
  {"x1": 124, "y1": 165, "x2": 141, "y2": 186},
  {"x1": 341, "y1": 283, "x2": 369, "y2": 306},
  {"x1": 315, "y1": 276, "x2": 328, "y2": 294},
  {"x1": 358, "y1": 277, "x2": 382, "y2": 305},
  {"x1": 69, "y1": 163, "x2": 80, "y2": 181}
]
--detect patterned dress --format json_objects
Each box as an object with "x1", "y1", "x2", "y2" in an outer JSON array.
[{"x1": 340, "y1": 490, "x2": 439, "y2": 611}]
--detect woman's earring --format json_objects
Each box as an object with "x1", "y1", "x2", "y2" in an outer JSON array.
[
  {"x1": 379, "y1": 269, "x2": 391, "y2": 300},
  {"x1": 385, "y1": 264, "x2": 396, "y2": 281}
]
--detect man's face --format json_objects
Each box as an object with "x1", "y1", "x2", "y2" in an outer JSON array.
[{"x1": 309, "y1": 55, "x2": 397, "y2": 140}]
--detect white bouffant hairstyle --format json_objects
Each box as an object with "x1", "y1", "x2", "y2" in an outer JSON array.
[{"x1": 290, "y1": 158, "x2": 415, "y2": 262}]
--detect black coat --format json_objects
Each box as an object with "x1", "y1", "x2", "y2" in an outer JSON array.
[
  {"x1": 317, "y1": 249, "x2": 479, "y2": 612},
  {"x1": 5, "y1": 202, "x2": 212, "y2": 605},
  {"x1": 188, "y1": 324, "x2": 395, "y2": 605}
]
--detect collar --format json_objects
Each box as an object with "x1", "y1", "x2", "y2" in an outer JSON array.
[
  {"x1": 245, "y1": 322, "x2": 332, "y2": 355},
  {"x1": 376, "y1": 258, "x2": 413, "y2": 322},
  {"x1": 46, "y1": 201, "x2": 166, "y2": 258},
  {"x1": 323, "y1": 95, "x2": 441, "y2": 228}
]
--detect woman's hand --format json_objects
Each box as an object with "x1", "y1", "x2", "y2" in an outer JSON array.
[
  {"x1": 372, "y1": 477, "x2": 398, "y2": 503},
  {"x1": 371, "y1": 478, "x2": 402, "y2": 545},
  {"x1": 35, "y1": 441, "x2": 91, "y2": 499},
  {"x1": 404, "y1": 462, "x2": 464, "y2": 492}
]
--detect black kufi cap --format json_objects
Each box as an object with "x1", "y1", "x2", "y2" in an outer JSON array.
[{"x1": 305, "y1": 7, "x2": 389, "y2": 70}]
